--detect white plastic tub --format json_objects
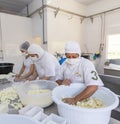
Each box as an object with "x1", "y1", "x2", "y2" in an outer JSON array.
[
  {"x1": 0, "y1": 114, "x2": 40, "y2": 124},
  {"x1": 15, "y1": 80, "x2": 58, "y2": 108},
  {"x1": 52, "y1": 84, "x2": 119, "y2": 124}
]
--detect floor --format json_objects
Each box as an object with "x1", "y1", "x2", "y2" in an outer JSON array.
[{"x1": 110, "y1": 118, "x2": 120, "y2": 124}]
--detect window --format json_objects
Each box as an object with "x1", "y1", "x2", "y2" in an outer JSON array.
[{"x1": 107, "y1": 34, "x2": 120, "y2": 59}]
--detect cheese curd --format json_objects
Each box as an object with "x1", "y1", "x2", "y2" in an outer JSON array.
[
  {"x1": 0, "y1": 87, "x2": 23, "y2": 110},
  {"x1": 29, "y1": 84, "x2": 40, "y2": 90},
  {"x1": 76, "y1": 97, "x2": 105, "y2": 108},
  {"x1": 27, "y1": 89, "x2": 51, "y2": 95},
  {"x1": 0, "y1": 73, "x2": 15, "y2": 79}
]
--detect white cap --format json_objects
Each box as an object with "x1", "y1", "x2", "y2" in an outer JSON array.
[
  {"x1": 20, "y1": 41, "x2": 30, "y2": 51},
  {"x1": 28, "y1": 44, "x2": 45, "y2": 59},
  {"x1": 65, "y1": 41, "x2": 81, "y2": 55}
]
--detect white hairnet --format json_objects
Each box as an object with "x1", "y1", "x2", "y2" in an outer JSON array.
[
  {"x1": 28, "y1": 44, "x2": 45, "y2": 59},
  {"x1": 65, "y1": 41, "x2": 81, "y2": 55},
  {"x1": 20, "y1": 41, "x2": 30, "y2": 51}
]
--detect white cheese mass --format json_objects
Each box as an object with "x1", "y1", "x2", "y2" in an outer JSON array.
[
  {"x1": 76, "y1": 97, "x2": 105, "y2": 108},
  {"x1": 0, "y1": 87, "x2": 23, "y2": 110},
  {"x1": 27, "y1": 89, "x2": 51, "y2": 95}
]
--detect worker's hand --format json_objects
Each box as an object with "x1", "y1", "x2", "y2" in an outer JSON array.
[
  {"x1": 14, "y1": 77, "x2": 22, "y2": 82},
  {"x1": 19, "y1": 76, "x2": 24, "y2": 80},
  {"x1": 62, "y1": 79, "x2": 71, "y2": 86},
  {"x1": 15, "y1": 74, "x2": 21, "y2": 77},
  {"x1": 27, "y1": 78, "x2": 33, "y2": 81},
  {"x1": 62, "y1": 97, "x2": 76, "y2": 105}
]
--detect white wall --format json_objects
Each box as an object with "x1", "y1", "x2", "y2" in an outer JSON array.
[
  {"x1": 84, "y1": 0, "x2": 120, "y2": 73},
  {"x1": 24, "y1": 0, "x2": 86, "y2": 52},
  {"x1": 0, "y1": 13, "x2": 32, "y2": 73},
  {"x1": 86, "y1": 0, "x2": 120, "y2": 16},
  {"x1": 26, "y1": 0, "x2": 43, "y2": 47},
  {"x1": 23, "y1": 0, "x2": 120, "y2": 74},
  {"x1": 83, "y1": 17, "x2": 105, "y2": 73},
  {"x1": 47, "y1": 10, "x2": 85, "y2": 54},
  {"x1": 47, "y1": 0, "x2": 86, "y2": 15},
  {"x1": 47, "y1": 0, "x2": 86, "y2": 54}
]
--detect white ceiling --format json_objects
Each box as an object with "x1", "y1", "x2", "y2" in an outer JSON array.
[
  {"x1": 0, "y1": 0, "x2": 101, "y2": 15},
  {"x1": 0, "y1": 0, "x2": 33, "y2": 14},
  {"x1": 76, "y1": 0, "x2": 100, "y2": 5}
]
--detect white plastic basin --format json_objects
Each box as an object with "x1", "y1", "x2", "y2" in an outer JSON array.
[
  {"x1": 0, "y1": 114, "x2": 40, "y2": 124},
  {"x1": 52, "y1": 84, "x2": 119, "y2": 124},
  {"x1": 15, "y1": 80, "x2": 58, "y2": 108}
]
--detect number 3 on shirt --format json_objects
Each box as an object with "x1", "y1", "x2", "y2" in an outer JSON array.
[{"x1": 91, "y1": 71, "x2": 98, "y2": 80}]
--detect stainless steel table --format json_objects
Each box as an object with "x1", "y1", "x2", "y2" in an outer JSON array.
[
  {"x1": 44, "y1": 103, "x2": 58, "y2": 115},
  {"x1": 0, "y1": 81, "x2": 120, "y2": 124},
  {"x1": 8, "y1": 102, "x2": 58, "y2": 115}
]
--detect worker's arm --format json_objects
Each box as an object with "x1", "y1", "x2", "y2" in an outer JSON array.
[
  {"x1": 16, "y1": 64, "x2": 25, "y2": 77},
  {"x1": 56, "y1": 79, "x2": 71, "y2": 85},
  {"x1": 56, "y1": 80, "x2": 63, "y2": 85},
  {"x1": 21, "y1": 64, "x2": 35, "y2": 79},
  {"x1": 27, "y1": 70, "x2": 38, "y2": 81},
  {"x1": 63, "y1": 85, "x2": 98, "y2": 105}
]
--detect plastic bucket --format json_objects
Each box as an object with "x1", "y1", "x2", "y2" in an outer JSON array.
[
  {"x1": 52, "y1": 84, "x2": 119, "y2": 124},
  {"x1": 15, "y1": 80, "x2": 58, "y2": 107},
  {"x1": 0, "y1": 114, "x2": 40, "y2": 124},
  {"x1": 0, "y1": 63, "x2": 14, "y2": 74}
]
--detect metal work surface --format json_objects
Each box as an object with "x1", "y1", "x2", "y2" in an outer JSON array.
[
  {"x1": 0, "y1": 80, "x2": 119, "y2": 123},
  {"x1": 44, "y1": 103, "x2": 58, "y2": 115}
]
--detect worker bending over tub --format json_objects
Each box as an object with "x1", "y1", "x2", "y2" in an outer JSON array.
[
  {"x1": 28, "y1": 44, "x2": 60, "y2": 81},
  {"x1": 56, "y1": 41, "x2": 104, "y2": 105},
  {"x1": 14, "y1": 41, "x2": 35, "y2": 82}
]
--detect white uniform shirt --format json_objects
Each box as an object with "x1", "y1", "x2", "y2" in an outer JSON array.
[
  {"x1": 34, "y1": 52, "x2": 60, "y2": 81},
  {"x1": 23, "y1": 57, "x2": 33, "y2": 74},
  {"x1": 56, "y1": 57, "x2": 103, "y2": 86}
]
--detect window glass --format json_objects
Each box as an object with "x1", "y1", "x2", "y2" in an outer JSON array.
[{"x1": 107, "y1": 34, "x2": 120, "y2": 59}]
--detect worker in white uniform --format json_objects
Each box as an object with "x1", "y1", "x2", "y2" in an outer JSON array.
[
  {"x1": 27, "y1": 44, "x2": 60, "y2": 81},
  {"x1": 14, "y1": 41, "x2": 35, "y2": 82},
  {"x1": 56, "y1": 41, "x2": 104, "y2": 105}
]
